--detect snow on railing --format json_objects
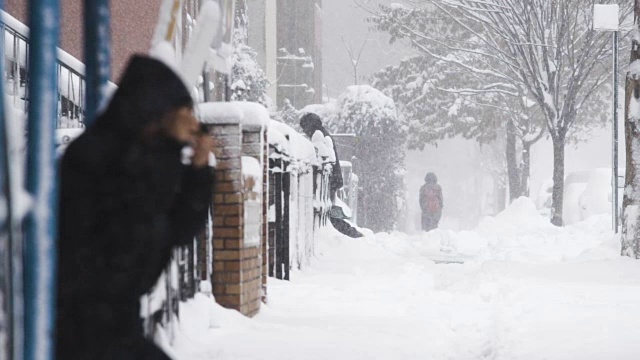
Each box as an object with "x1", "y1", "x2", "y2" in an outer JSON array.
[
  {"x1": 0, "y1": 10, "x2": 116, "y2": 129},
  {"x1": 268, "y1": 120, "x2": 333, "y2": 279}
]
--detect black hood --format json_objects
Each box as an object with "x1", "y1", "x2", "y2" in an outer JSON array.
[
  {"x1": 300, "y1": 112, "x2": 328, "y2": 138},
  {"x1": 425, "y1": 172, "x2": 437, "y2": 184},
  {"x1": 93, "y1": 56, "x2": 193, "y2": 138}
]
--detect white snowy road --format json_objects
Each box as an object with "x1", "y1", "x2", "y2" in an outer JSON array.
[{"x1": 168, "y1": 199, "x2": 640, "y2": 360}]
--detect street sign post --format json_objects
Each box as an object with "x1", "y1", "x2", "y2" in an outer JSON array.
[{"x1": 594, "y1": 4, "x2": 620, "y2": 233}]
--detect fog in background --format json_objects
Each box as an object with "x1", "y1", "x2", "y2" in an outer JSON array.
[{"x1": 322, "y1": 0, "x2": 622, "y2": 233}]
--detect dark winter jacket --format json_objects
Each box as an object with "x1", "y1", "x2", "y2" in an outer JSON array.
[
  {"x1": 56, "y1": 56, "x2": 212, "y2": 359},
  {"x1": 419, "y1": 174, "x2": 443, "y2": 217},
  {"x1": 300, "y1": 113, "x2": 344, "y2": 194}
]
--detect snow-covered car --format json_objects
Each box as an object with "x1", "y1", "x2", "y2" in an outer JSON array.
[
  {"x1": 578, "y1": 168, "x2": 625, "y2": 222},
  {"x1": 562, "y1": 170, "x2": 591, "y2": 226},
  {"x1": 536, "y1": 178, "x2": 554, "y2": 216}
]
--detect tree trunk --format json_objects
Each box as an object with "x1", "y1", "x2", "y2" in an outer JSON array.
[
  {"x1": 550, "y1": 134, "x2": 566, "y2": 226},
  {"x1": 521, "y1": 142, "x2": 532, "y2": 197},
  {"x1": 495, "y1": 180, "x2": 507, "y2": 213},
  {"x1": 621, "y1": 5, "x2": 640, "y2": 258},
  {"x1": 506, "y1": 120, "x2": 522, "y2": 202}
]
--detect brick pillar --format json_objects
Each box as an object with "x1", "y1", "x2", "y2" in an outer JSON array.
[
  {"x1": 240, "y1": 128, "x2": 265, "y2": 316},
  {"x1": 209, "y1": 123, "x2": 265, "y2": 317},
  {"x1": 210, "y1": 124, "x2": 244, "y2": 311}
]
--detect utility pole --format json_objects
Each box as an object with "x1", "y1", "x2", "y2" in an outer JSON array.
[{"x1": 594, "y1": 4, "x2": 621, "y2": 233}]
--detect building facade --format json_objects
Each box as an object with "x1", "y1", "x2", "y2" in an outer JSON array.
[
  {"x1": 246, "y1": 0, "x2": 323, "y2": 110},
  {"x1": 5, "y1": 0, "x2": 163, "y2": 81},
  {"x1": 275, "y1": 0, "x2": 322, "y2": 109}
]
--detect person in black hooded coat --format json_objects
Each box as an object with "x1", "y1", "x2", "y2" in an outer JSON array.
[
  {"x1": 300, "y1": 113, "x2": 365, "y2": 238},
  {"x1": 55, "y1": 56, "x2": 213, "y2": 359},
  {"x1": 299, "y1": 113, "x2": 343, "y2": 199}
]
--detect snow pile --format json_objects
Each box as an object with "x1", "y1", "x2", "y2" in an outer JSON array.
[
  {"x1": 241, "y1": 156, "x2": 263, "y2": 193},
  {"x1": 234, "y1": 101, "x2": 270, "y2": 131},
  {"x1": 371, "y1": 198, "x2": 619, "y2": 264},
  {"x1": 198, "y1": 102, "x2": 243, "y2": 124},
  {"x1": 476, "y1": 198, "x2": 618, "y2": 262},
  {"x1": 163, "y1": 198, "x2": 640, "y2": 360},
  {"x1": 158, "y1": 290, "x2": 250, "y2": 360},
  {"x1": 198, "y1": 102, "x2": 270, "y2": 131}
]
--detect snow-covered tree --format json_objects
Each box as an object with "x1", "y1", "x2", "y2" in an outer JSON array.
[
  {"x1": 371, "y1": 42, "x2": 545, "y2": 201},
  {"x1": 622, "y1": 3, "x2": 640, "y2": 258},
  {"x1": 325, "y1": 85, "x2": 406, "y2": 232},
  {"x1": 230, "y1": 29, "x2": 271, "y2": 107},
  {"x1": 371, "y1": 0, "x2": 631, "y2": 226},
  {"x1": 273, "y1": 99, "x2": 300, "y2": 129},
  {"x1": 229, "y1": 3, "x2": 271, "y2": 108}
]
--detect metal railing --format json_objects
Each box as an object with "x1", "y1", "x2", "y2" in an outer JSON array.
[{"x1": 1, "y1": 10, "x2": 86, "y2": 129}]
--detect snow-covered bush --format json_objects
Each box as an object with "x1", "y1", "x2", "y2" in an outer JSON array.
[
  {"x1": 273, "y1": 99, "x2": 300, "y2": 130},
  {"x1": 321, "y1": 85, "x2": 406, "y2": 232},
  {"x1": 230, "y1": 29, "x2": 271, "y2": 108}
]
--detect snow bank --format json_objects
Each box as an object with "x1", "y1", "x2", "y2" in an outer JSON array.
[
  {"x1": 162, "y1": 196, "x2": 637, "y2": 360},
  {"x1": 368, "y1": 198, "x2": 619, "y2": 265},
  {"x1": 159, "y1": 291, "x2": 250, "y2": 359}
]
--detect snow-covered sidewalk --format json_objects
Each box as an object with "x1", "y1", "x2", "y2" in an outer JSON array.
[{"x1": 166, "y1": 199, "x2": 640, "y2": 360}]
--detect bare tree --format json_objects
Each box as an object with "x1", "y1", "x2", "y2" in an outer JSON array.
[
  {"x1": 341, "y1": 37, "x2": 368, "y2": 85},
  {"x1": 373, "y1": 0, "x2": 630, "y2": 225},
  {"x1": 370, "y1": 3, "x2": 546, "y2": 203}
]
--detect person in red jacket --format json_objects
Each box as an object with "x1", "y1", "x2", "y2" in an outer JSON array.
[{"x1": 419, "y1": 172, "x2": 443, "y2": 232}]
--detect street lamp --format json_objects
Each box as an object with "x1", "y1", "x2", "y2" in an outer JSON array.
[{"x1": 593, "y1": 4, "x2": 620, "y2": 233}]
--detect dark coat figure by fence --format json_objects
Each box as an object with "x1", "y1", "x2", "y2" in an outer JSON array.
[
  {"x1": 300, "y1": 113, "x2": 343, "y2": 199},
  {"x1": 56, "y1": 56, "x2": 213, "y2": 360},
  {"x1": 419, "y1": 173, "x2": 443, "y2": 232},
  {"x1": 300, "y1": 113, "x2": 364, "y2": 238}
]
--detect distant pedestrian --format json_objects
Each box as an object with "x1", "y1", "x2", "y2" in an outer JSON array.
[
  {"x1": 56, "y1": 56, "x2": 214, "y2": 360},
  {"x1": 419, "y1": 172, "x2": 443, "y2": 232}
]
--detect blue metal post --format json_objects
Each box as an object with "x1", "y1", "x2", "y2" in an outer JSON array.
[
  {"x1": 84, "y1": 0, "x2": 112, "y2": 126},
  {"x1": 25, "y1": 0, "x2": 60, "y2": 359}
]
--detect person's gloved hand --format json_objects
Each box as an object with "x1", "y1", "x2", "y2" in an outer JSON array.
[{"x1": 192, "y1": 133, "x2": 214, "y2": 168}]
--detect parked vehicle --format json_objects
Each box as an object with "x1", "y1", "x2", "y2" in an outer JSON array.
[
  {"x1": 562, "y1": 168, "x2": 624, "y2": 226},
  {"x1": 563, "y1": 170, "x2": 591, "y2": 226}
]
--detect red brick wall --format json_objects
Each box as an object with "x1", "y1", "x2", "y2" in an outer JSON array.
[
  {"x1": 209, "y1": 124, "x2": 265, "y2": 317},
  {"x1": 5, "y1": 0, "x2": 163, "y2": 80},
  {"x1": 241, "y1": 128, "x2": 267, "y2": 315}
]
